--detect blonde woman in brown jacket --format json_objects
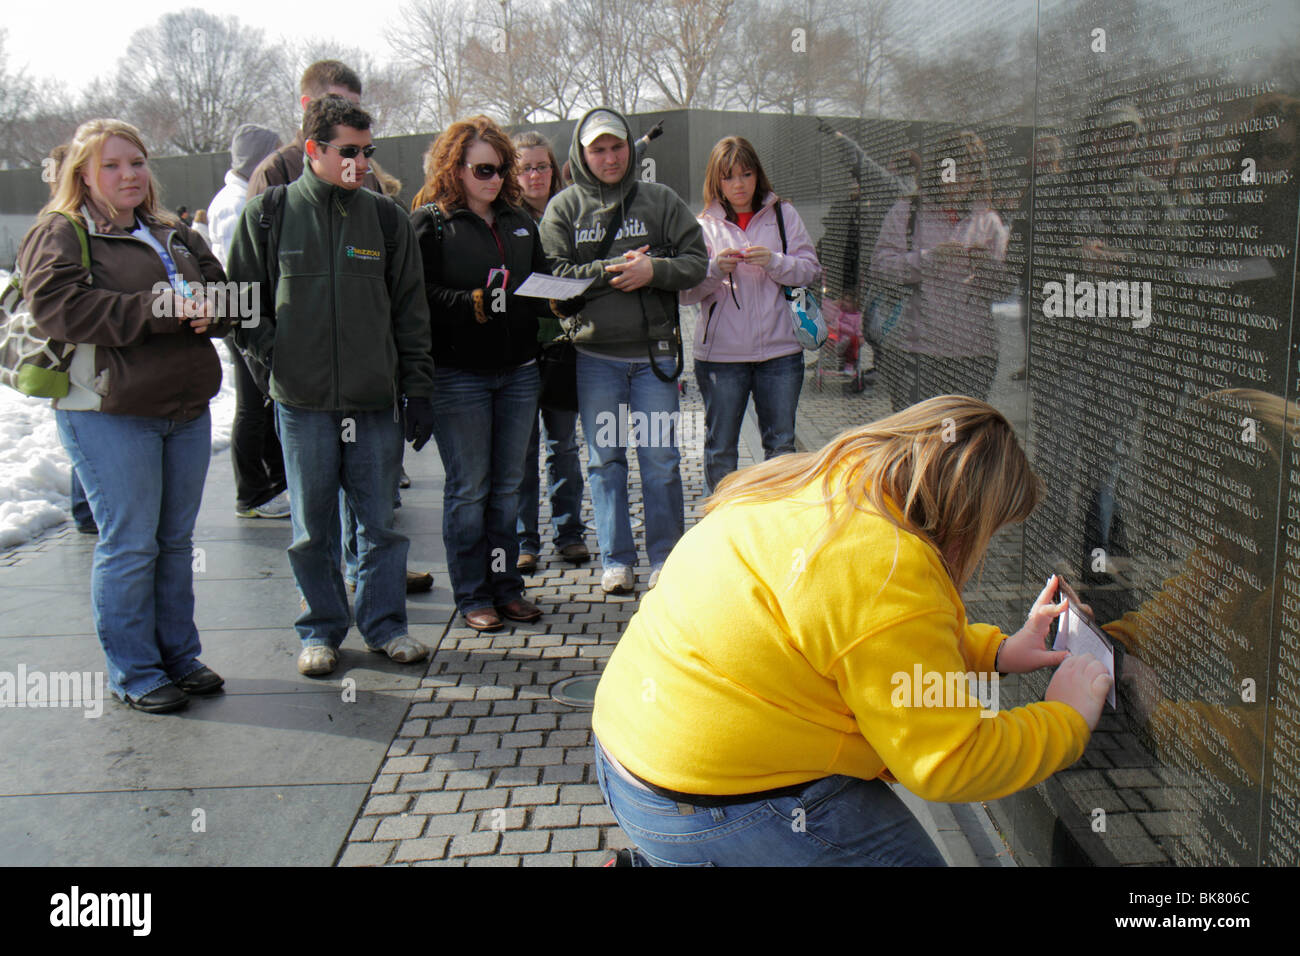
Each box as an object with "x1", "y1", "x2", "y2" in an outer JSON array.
[{"x1": 18, "y1": 119, "x2": 232, "y2": 714}]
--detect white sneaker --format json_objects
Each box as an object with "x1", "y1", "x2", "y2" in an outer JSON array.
[
  {"x1": 371, "y1": 635, "x2": 429, "y2": 664},
  {"x1": 647, "y1": 565, "x2": 664, "y2": 590},
  {"x1": 237, "y1": 491, "x2": 291, "y2": 519},
  {"x1": 601, "y1": 566, "x2": 635, "y2": 594},
  {"x1": 297, "y1": 645, "x2": 338, "y2": 676}
]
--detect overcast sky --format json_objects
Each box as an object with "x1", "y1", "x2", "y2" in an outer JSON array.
[{"x1": 5, "y1": 0, "x2": 406, "y2": 92}]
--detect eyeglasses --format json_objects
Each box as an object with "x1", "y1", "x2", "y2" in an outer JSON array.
[
  {"x1": 520, "y1": 163, "x2": 552, "y2": 176},
  {"x1": 314, "y1": 141, "x2": 376, "y2": 159},
  {"x1": 466, "y1": 162, "x2": 510, "y2": 181}
]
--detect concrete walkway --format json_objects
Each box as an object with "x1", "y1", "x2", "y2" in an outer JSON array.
[{"x1": 1, "y1": 324, "x2": 1013, "y2": 866}]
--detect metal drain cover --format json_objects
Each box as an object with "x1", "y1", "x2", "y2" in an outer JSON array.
[{"x1": 550, "y1": 675, "x2": 600, "y2": 708}]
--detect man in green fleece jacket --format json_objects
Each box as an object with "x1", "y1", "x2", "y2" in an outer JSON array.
[
  {"x1": 228, "y1": 96, "x2": 436, "y2": 677},
  {"x1": 539, "y1": 108, "x2": 707, "y2": 595}
]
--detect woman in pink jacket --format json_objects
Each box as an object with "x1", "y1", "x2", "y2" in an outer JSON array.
[
  {"x1": 682, "y1": 137, "x2": 821, "y2": 494},
  {"x1": 870, "y1": 130, "x2": 1010, "y2": 412}
]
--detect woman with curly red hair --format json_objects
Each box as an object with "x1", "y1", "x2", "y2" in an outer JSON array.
[{"x1": 411, "y1": 116, "x2": 577, "y2": 632}]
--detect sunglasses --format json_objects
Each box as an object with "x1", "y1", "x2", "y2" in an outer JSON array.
[
  {"x1": 466, "y1": 162, "x2": 511, "y2": 181},
  {"x1": 315, "y1": 141, "x2": 376, "y2": 159}
]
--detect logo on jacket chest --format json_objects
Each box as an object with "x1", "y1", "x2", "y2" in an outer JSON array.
[
  {"x1": 345, "y1": 245, "x2": 383, "y2": 261},
  {"x1": 574, "y1": 217, "x2": 650, "y2": 246}
]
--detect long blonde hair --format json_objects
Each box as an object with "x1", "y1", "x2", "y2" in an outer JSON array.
[
  {"x1": 43, "y1": 119, "x2": 173, "y2": 227},
  {"x1": 705, "y1": 395, "x2": 1043, "y2": 589}
]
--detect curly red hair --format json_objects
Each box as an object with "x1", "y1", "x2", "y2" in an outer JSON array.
[{"x1": 411, "y1": 115, "x2": 521, "y2": 212}]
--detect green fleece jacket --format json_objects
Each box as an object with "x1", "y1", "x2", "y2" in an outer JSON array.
[
  {"x1": 227, "y1": 163, "x2": 434, "y2": 411},
  {"x1": 538, "y1": 107, "x2": 707, "y2": 359}
]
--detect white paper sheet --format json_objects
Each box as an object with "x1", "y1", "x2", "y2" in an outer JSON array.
[
  {"x1": 1053, "y1": 600, "x2": 1117, "y2": 708},
  {"x1": 514, "y1": 274, "x2": 597, "y2": 299}
]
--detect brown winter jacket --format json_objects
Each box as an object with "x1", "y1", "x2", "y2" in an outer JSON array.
[{"x1": 17, "y1": 203, "x2": 230, "y2": 420}]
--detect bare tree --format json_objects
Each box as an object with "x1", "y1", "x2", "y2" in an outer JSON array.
[
  {"x1": 267, "y1": 39, "x2": 430, "y2": 137},
  {"x1": 640, "y1": 0, "x2": 735, "y2": 108},
  {"x1": 114, "y1": 9, "x2": 283, "y2": 155},
  {"x1": 565, "y1": 0, "x2": 653, "y2": 115},
  {"x1": 526, "y1": 7, "x2": 588, "y2": 120},
  {"x1": 388, "y1": 0, "x2": 476, "y2": 128},
  {"x1": 460, "y1": 0, "x2": 549, "y2": 125}
]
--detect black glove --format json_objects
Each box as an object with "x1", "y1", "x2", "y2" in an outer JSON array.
[
  {"x1": 403, "y1": 396, "x2": 434, "y2": 452},
  {"x1": 550, "y1": 295, "x2": 586, "y2": 319}
]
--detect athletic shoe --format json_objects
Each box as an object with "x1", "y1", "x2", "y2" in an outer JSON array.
[
  {"x1": 370, "y1": 635, "x2": 429, "y2": 663},
  {"x1": 297, "y1": 645, "x2": 338, "y2": 676},
  {"x1": 236, "y1": 491, "x2": 291, "y2": 519},
  {"x1": 601, "y1": 567, "x2": 634, "y2": 594}
]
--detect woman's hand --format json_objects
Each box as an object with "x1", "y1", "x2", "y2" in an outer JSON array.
[
  {"x1": 173, "y1": 292, "x2": 217, "y2": 334},
  {"x1": 1045, "y1": 653, "x2": 1113, "y2": 731},
  {"x1": 996, "y1": 575, "x2": 1070, "y2": 674},
  {"x1": 607, "y1": 245, "x2": 653, "y2": 290},
  {"x1": 741, "y1": 245, "x2": 771, "y2": 268},
  {"x1": 715, "y1": 247, "x2": 743, "y2": 275}
]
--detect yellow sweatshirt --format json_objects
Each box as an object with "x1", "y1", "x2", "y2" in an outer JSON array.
[{"x1": 592, "y1": 483, "x2": 1092, "y2": 803}]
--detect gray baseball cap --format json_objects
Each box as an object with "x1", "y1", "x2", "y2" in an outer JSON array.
[{"x1": 578, "y1": 110, "x2": 629, "y2": 147}]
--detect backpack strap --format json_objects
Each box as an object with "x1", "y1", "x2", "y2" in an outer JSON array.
[
  {"x1": 588, "y1": 182, "x2": 638, "y2": 263},
  {"x1": 377, "y1": 196, "x2": 399, "y2": 258},
  {"x1": 54, "y1": 211, "x2": 92, "y2": 277},
  {"x1": 259, "y1": 184, "x2": 288, "y2": 293},
  {"x1": 420, "y1": 202, "x2": 445, "y2": 244},
  {"x1": 773, "y1": 199, "x2": 788, "y2": 255}
]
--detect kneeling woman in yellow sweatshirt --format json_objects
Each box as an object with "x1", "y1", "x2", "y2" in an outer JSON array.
[{"x1": 591, "y1": 395, "x2": 1112, "y2": 866}]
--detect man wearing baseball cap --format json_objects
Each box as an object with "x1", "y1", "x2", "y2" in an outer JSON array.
[{"x1": 539, "y1": 108, "x2": 707, "y2": 596}]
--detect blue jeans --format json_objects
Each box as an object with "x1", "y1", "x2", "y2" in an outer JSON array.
[
  {"x1": 274, "y1": 403, "x2": 407, "y2": 649},
  {"x1": 70, "y1": 468, "x2": 95, "y2": 530},
  {"x1": 517, "y1": 406, "x2": 587, "y2": 555},
  {"x1": 593, "y1": 740, "x2": 946, "y2": 866},
  {"x1": 694, "y1": 352, "x2": 804, "y2": 494},
  {"x1": 576, "y1": 352, "x2": 684, "y2": 570},
  {"x1": 429, "y1": 363, "x2": 539, "y2": 614},
  {"x1": 56, "y1": 409, "x2": 212, "y2": 700}
]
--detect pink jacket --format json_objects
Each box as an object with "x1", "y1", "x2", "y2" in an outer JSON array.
[
  {"x1": 870, "y1": 198, "x2": 1009, "y2": 358},
  {"x1": 681, "y1": 192, "x2": 821, "y2": 362}
]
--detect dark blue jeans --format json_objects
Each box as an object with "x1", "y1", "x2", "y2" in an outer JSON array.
[
  {"x1": 274, "y1": 403, "x2": 408, "y2": 650},
  {"x1": 694, "y1": 352, "x2": 804, "y2": 495},
  {"x1": 594, "y1": 740, "x2": 946, "y2": 867},
  {"x1": 429, "y1": 363, "x2": 539, "y2": 614},
  {"x1": 517, "y1": 406, "x2": 587, "y2": 555}
]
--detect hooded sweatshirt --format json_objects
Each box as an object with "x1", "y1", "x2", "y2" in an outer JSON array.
[
  {"x1": 538, "y1": 108, "x2": 707, "y2": 360},
  {"x1": 681, "y1": 192, "x2": 821, "y2": 363}
]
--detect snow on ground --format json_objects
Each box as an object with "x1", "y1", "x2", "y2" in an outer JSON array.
[{"x1": 0, "y1": 270, "x2": 236, "y2": 549}]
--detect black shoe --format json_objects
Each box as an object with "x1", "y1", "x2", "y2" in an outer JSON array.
[
  {"x1": 175, "y1": 666, "x2": 224, "y2": 695},
  {"x1": 602, "y1": 849, "x2": 634, "y2": 867},
  {"x1": 75, "y1": 522, "x2": 98, "y2": 535},
  {"x1": 124, "y1": 683, "x2": 189, "y2": 714}
]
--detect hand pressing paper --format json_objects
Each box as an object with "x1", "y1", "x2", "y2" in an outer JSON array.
[{"x1": 1053, "y1": 600, "x2": 1117, "y2": 708}]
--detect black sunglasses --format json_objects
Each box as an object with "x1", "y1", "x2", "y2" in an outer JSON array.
[
  {"x1": 315, "y1": 141, "x2": 376, "y2": 159},
  {"x1": 466, "y1": 162, "x2": 510, "y2": 181}
]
